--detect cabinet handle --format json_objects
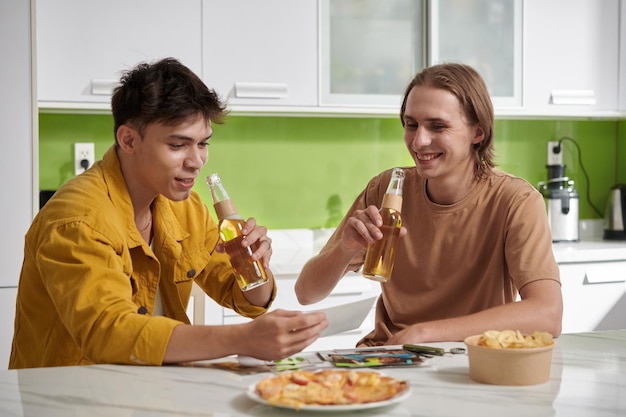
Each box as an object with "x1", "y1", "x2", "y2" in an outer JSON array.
[
  {"x1": 550, "y1": 89, "x2": 596, "y2": 105},
  {"x1": 584, "y1": 271, "x2": 626, "y2": 285},
  {"x1": 327, "y1": 291, "x2": 363, "y2": 297},
  {"x1": 91, "y1": 79, "x2": 121, "y2": 96},
  {"x1": 234, "y1": 82, "x2": 288, "y2": 99}
]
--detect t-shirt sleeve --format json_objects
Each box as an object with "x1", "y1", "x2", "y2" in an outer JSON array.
[{"x1": 504, "y1": 183, "x2": 561, "y2": 289}]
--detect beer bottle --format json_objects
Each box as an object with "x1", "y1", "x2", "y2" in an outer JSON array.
[
  {"x1": 362, "y1": 167, "x2": 404, "y2": 282},
  {"x1": 207, "y1": 173, "x2": 268, "y2": 291}
]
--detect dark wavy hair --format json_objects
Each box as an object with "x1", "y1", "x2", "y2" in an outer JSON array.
[
  {"x1": 400, "y1": 63, "x2": 496, "y2": 179},
  {"x1": 111, "y1": 57, "x2": 227, "y2": 139}
]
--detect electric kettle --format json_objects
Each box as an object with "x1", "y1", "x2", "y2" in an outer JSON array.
[{"x1": 603, "y1": 184, "x2": 626, "y2": 240}]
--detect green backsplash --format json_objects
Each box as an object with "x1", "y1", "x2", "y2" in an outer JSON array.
[
  {"x1": 619, "y1": 119, "x2": 626, "y2": 183},
  {"x1": 39, "y1": 114, "x2": 625, "y2": 229}
]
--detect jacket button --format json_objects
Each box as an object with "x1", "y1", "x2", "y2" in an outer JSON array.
[
  {"x1": 187, "y1": 269, "x2": 196, "y2": 278},
  {"x1": 138, "y1": 306, "x2": 148, "y2": 315}
]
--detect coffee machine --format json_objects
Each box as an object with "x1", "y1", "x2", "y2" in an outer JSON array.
[{"x1": 537, "y1": 141, "x2": 579, "y2": 242}]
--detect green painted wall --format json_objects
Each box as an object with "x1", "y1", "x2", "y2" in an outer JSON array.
[
  {"x1": 39, "y1": 114, "x2": 624, "y2": 229},
  {"x1": 618, "y1": 119, "x2": 626, "y2": 184}
]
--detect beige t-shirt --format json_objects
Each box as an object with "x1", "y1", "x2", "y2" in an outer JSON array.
[{"x1": 322, "y1": 167, "x2": 560, "y2": 346}]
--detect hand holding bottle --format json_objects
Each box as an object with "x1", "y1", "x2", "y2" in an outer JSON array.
[
  {"x1": 363, "y1": 168, "x2": 405, "y2": 282},
  {"x1": 332, "y1": 205, "x2": 407, "y2": 260},
  {"x1": 213, "y1": 217, "x2": 272, "y2": 268},
  {"x1": 207, "y1": 173, "x2": 270, "y2": 292},
  {"x1": 348, "y1": 206, "x2": 397, "y2": 241}
]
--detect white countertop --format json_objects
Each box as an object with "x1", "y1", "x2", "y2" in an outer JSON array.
[
  {"x1": 552, "y1": 238, "x2": 626, "y2": 263},
  {"x1": 0, "y1": 330, "x2": 624, "y2": 416},
  {"x1": 269, "y1": 226, "x2": 626, "y2": 275}
]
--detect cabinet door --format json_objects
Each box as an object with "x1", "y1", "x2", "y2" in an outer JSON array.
[
  {"x1": 320, "y1": 0, "x2": 425, "y2": 108},
  {"x1": 36, "y1": 0, "x2": 202, "y2": 108},
  {"x1": 430, "y1": 0, "x2": 523, "y2": 108},
  {"x1": 1, "y1": 0, "x2": 34, "y2": 288},
  {"x1": 320, "y1": 0, "x2": 522, "y2": 112},
  {"x1": 524, "y1": 0, "x2": 620, "y2": 116},
  {"x1": 0, "y1": 0, "x2": 30, "y2": 371},
  {"x1": 202, "y1": 0, "x2": 318, "y2": 108},
  {"x1": 559, "y1": 261, "x2": 626, "y2": 333}
]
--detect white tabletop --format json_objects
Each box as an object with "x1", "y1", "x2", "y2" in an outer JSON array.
[{"x1": 1, "y1": 330, "x2": 624, "y2": 417}]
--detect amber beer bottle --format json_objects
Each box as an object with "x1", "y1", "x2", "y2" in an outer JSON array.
[
  {"x1": 362, "y1": 168, "x2": 405, "y2": 282},
  {"x1": 207, "y1": 173, "x2": 268, "y2": 291}
]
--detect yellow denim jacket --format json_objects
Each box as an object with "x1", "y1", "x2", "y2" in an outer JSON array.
[{"x1": 10, "y1": 145, "x2": 274, "y2": 368}]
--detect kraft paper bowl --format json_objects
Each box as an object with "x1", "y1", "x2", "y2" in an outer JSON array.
[{"x1": 464, "y1": 334, "x2": 554, "y2": 386}]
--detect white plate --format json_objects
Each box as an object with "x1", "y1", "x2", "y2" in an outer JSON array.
[{"x1": 246, "y1": 381, "x2": 411, "y2": 412}]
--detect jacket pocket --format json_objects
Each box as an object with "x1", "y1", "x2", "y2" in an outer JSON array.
[{"x1": 173, "y1": 248, "x2": 211, "y2": 283}]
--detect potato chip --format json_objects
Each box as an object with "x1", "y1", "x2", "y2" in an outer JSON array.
[
  {"x1": 478, "y1": 330, "x2": 502, "y2": 348},
  {"x1": 477, "y1": 330, "x2": 554, "y2": 349}
]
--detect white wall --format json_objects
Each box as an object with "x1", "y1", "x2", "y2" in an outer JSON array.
[{"x1": 0, "y1": 0, "x2": 36, "y2": 369}]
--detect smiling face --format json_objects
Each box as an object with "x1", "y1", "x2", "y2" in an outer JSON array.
[
  {"x1": 117, "y1": 114, "x2": 213, "y2": 208},
  {"x1": 402, "y1": 85, "x2": 485, "y2": 203}
]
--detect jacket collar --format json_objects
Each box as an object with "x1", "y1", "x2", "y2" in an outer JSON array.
[{"x1": 100, "y1": 145, "x2": 189, "y2": 248}]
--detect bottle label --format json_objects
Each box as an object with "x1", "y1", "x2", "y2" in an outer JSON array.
[
  {"x1": 381, "y1": 194, "x2": 402, "y2": 212},
  {"x1": 214, "y1": 200, "x2": 241, "y2": 220}
]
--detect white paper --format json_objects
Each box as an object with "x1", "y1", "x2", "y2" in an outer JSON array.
[
  {"x1": 236, "y1": 296, "x2": 377, "y2": 367},
  {"x1": 315, "y1": 295, "x2": 377, "y2": 338}
]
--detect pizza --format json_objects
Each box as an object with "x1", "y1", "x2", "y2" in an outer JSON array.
[{"x1": 254, "y1": 369, "x2": 409, "y2": 409}]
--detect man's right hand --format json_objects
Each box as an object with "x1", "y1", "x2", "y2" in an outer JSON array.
[
  {"x1": 345, "y1": 205, "x2": 407, "y2": 249},
  {"x1": 240, "y1": 309, "x2": 328, "y2": 361}
]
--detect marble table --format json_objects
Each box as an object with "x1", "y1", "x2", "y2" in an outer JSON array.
[{"x1": 1, "y1": 330, "x2": 624, "y2": 416}]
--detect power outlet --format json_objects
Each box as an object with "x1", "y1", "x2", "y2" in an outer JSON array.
[
  {"x1": 547, "y1": 141, "x2": 562, "y2": 166},
  {"x1": 74, "y1": 142, "x2": 95, "y2": 175}
]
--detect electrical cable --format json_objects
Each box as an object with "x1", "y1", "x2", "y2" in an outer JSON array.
[{"x1": 557, "y1": 136, "x2": 604, "y2": 218}]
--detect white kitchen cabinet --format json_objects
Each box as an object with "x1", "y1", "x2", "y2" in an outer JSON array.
[
  {"x1": 522, "y1": 0, "x2": 621, "y2": 118},
  {"x1": 201, "y1": 0, "x2": 318, "y2": 109},
  {"x1": 320, "y1": 0, "x2": 523, "y2": 110},
  {"x1": 319, "y1": 0, "x2": 425, "y2": 108},
  {"x1": 33, "y1": 0, "x2": 625, "y2": 117},
  {"x1": 1, "y1": 0, "x2": 35, "y2": 369},
  {"x1": 430, "y1": 0, "x2": 523, "y2": 109},
  {"x1": 1, "y1": 1, "x2": 35, "y2": 287},
  {"x1": 0, "y1": 288, "x2": 18, "y2": 370},
  {"x1": 560, "y1": 261, "x2": 626, "y2": 333},
  {"x1": 321, "y1": 0, "x2": 620, "y2": 118},
  {"x1": 36, "y1": 0, "x2": 202, "y2": 110},
  {"x1": 618, "y1": 0, "x2": 626, "y2": 114}
]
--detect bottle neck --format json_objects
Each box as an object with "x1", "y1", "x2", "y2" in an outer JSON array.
[{"x1": 385, "y1": 168, "x2": 405, "y2": 197}]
